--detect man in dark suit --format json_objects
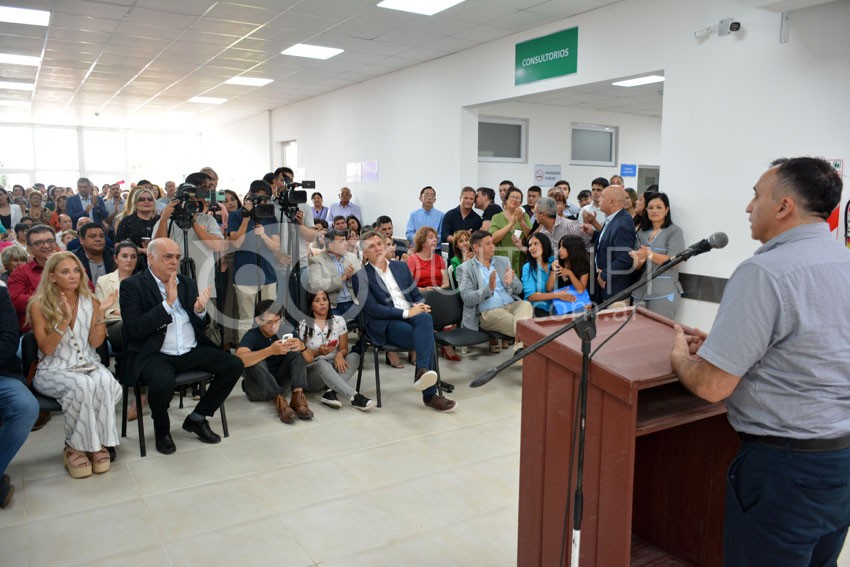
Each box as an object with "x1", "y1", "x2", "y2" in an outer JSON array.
[
  {"x1": 351, "y1": 231, "x2": 456, "y2": 412},
  {"x1": 119, "y1": 237, "x2": 243, "y2": 454},
  {"x1": 73, "y1": 222, "x2": 116, "y2": 288},
  {"x1": 66, "y1": 177, "x2": 108, "y2": 228},
  {"x1": 591, "y1": 185, "x2": 639, "y2": 302}
]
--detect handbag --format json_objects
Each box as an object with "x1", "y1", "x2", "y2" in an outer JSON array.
[{"x1": 552, "y1": 285, "x2": 592, "y2": 315}]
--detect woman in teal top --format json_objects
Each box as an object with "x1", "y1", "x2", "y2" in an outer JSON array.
[{"x1": 521, "y1": 233, "x2": 576, "y2": 317}]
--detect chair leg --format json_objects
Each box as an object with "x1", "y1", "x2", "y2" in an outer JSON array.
[
  {"x1": 121, "y1": 385, "x2": 128, "y2": 437},
  {"x1": 219, "y1": 403, "x2": 229, "y2": 438},
  {"x1": 135, "y1": 385, "x2": 146, "y2": 457},
  {"x1": 356, "y1": 345, "x2": 365, "y2": 392},
  {"x1": 433, "y1": 346, "x2": 442, "y2": 396},
  {"x1": 179, "y1": 385, "x2": 184, "y2": 409},
  {"x1": 373, "y1": 346, "x2": 381, "y2": 408}
]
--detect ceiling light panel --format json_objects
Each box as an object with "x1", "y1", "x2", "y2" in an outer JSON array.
[
  {"x1": 377, "y1": 0, "x2": 466, "y2": 17},
  {"x1": 612, "y1": 75, "x2": 665, "y2": 87},
  {"x1": 188, "y1": 96, "x2": 227, "y2": 104},
  {"x1": 0, "y1": 81, "x2": 35, "y2": 91},
  {"x1": 281, "y1": 44, "x2": 343, "y2": 60},
  {"x1": 0, "y1": 6, "x2": 50, "y2": 26},
  {"x1": 0, "y1": 53, "x2": 41, "y2": 66},
  {"x1": 225, "y1": 76, "x2": 273, "y2": 86}
]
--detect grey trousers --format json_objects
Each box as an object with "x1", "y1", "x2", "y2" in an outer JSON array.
[
  {"x1": 305, "y1": 353, "x2": 360, "y2": 398},
  {"x1": 241, "y1": 352, "x2": 323, "y2": 402}
]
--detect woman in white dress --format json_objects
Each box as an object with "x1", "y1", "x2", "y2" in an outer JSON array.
[{"x1": 27, "y1": 252, "x2": 122, "y2": 479}]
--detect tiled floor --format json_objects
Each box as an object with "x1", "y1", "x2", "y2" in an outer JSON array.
[
  {"x1": 1, "y1": 346, "x2": 523, "y2": 567},
  {"x1": 5, "y1": 344, "x2": 850, "y2": 567}
]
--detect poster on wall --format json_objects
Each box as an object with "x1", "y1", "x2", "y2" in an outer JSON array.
[
  {"x1": 346, "y1": 162, "x2": 361, "y2": 183},
  {"x1": 361, "y1": 161, "x2": 379, "y2": 183},
  {"x1": 533, "y1": 164, "x2": 561, "y2": 186}
]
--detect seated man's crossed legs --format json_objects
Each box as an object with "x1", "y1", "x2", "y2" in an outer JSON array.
[
  {"x1": 384, "y1": 312, "x2": 456, "y2": 412},
  {"x1": 479, "y1": 300, "x2": 534, "y2": 358}
]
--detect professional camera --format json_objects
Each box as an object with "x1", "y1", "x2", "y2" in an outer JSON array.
[
  {"x1": 170, "y1": 183, "x2": 210, "y2": 230},
  {"x1": 275, "y1": 180, "x2": 313, "y2": 222},
  {"x1": 245, "y1": 193, "x2": 276, "y2": 220}
]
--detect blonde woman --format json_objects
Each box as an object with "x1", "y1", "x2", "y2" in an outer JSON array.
[{"x1": 27, "y1": 252, "x2": 122, "y2": 479}]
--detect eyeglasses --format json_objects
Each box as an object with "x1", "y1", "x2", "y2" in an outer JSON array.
[
  {"x1": 29, "y1": 238, "x2": 54, "y2": 247},
  {"x1": 137, "y1": 197, "x2": 154, "y2": 202}
]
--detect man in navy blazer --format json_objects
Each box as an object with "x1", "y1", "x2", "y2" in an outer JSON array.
[
  {"x1": 592, "y1": 185, "x2": 638, "y2": 302},
  {"x1": 351, "y1": 231, "x2": 456, "y2": 412},
  {"x1": 120, "y1": 238, "x2": 243, "y2": 454},
  {"x1": 66, "y1": 178, "x2": 108, "y2": 227}
]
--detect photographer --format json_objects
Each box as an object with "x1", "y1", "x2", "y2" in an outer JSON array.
[
  {"x1": 153, "y1": 172, "x2": 228, "y2": 335},
  {"x1": 229, "y1": 180, "x2": 281, "y2": 340}
]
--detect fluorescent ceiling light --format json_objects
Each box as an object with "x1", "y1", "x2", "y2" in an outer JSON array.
[
  {"x1": 377, "y1": 0, "x2": 465, "y2": 16},
  {"x1": 188, "y1": 96, "x2": 227, "y2": 104},
  {"x1": 0, "y1": 81, "x2": 35, "y2": 91},
  {"x1": 225, "y1": 77, "x2": 273, "y2": 87},
  {"x1": 612, "y1": 75, "x2": 665, "y2": 87},
  {"x1": 0, "y1": 6, "x2": 50, "y2": 26},
  {"x1": 281, "y1": 44, "x2": 343, "y2": 60},
  {"x1": 0, "y1": 99, "x2": 30, "y2": 108},
  {"x1": 0, "y1": 53, "x2": 41, "y2": 66}
]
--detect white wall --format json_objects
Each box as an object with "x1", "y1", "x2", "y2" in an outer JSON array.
[
  {"x1": 473, "y1": 101, "x2": 661, "y2": 195},
  {"x1": 201, "y1": 110, "x2": 271, "y2": 194}
]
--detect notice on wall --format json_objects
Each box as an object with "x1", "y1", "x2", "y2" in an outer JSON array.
[
  {"x1": 515, "y1": 27, "x2": 578, "y2": 86},
  {"x1": 346, "y1": 161, "x2": 379, "y2": 183},
  {"x1": 533, "y1": 164, "x2": 562, "y2": 186},
  {"x1": 620, "y1": 164, "x2": 637, "y2": 177}
]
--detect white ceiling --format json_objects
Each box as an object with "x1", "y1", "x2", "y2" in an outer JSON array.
[{"x1": 0, "y1": 0, "x2": 636, "y2": 130}]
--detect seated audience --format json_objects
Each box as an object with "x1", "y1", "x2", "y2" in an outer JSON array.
[
  {"x1": 12, "y1": 223, "x2": 28, "y2": 250},
  {"x1": 475, "y1": 187, "x2": 502, "y2": 231},
  {"x1": 73, "y1": 223, "x2": 115, "y2": 288},
  {"x1": 405, "y1": 186, "x2": 444, "y2": 252},
  {"x1": 449, "y1": 230, "x2": 473, "y2": 273},
  {"x1": 27, "y1": 252, "x2": 122, "y2": 479},
  {"x1": 115, "y1": 187, "x2": 159, "y2": 270},
  {"x1": 458, "y1": 231, "x2": 532, "y2": 354},
  {"x1": 299, "y1": 290, "x2": 373, "y2": 411},
  {"x1": 630, "y1": 192, "x2": 685, "y2": 319},
  {"x1": 58, "y1": 230, "x2": 77, "y2": 251},
  {"x1": 489, "y1": 187, "x2": 531, "y2": 274},
  {"x1": 310, "y1": 192, "x2": 329, "y2": 222},
  {"x1": 328, "y1": 187, "x2": 362, "y2": 224},
  {"x1": 0, "y1": 245, "x2": 27, "y2": 285},
  {"x1": 332, "y1": 215, "x2": 348, "y2": 231},
  {"x1": 26, "y1": 191, "x2": 50, "y2": 226},
  {"x1": 0, "y1": 188, "x2": 23, "y2": 232},
  {"x1": 0, "y1": 286, "x2": 39, "y2": 507},
  {"x1": 552, "y1": 235, "x2": 591, "y2": 294},
  {"x1": 66, "y1": 177, "x2": 108, "y2": 227},
  {"x1": 347, "y1": 215, "x2": 363, "y2": 236},
  {"x1": 376, "y1": 215, "x2": 408, "y2": 259},
  {"x1": 9, "y1": 225, "x2": 55, "y2": 331},
  {"x1": 521, "y1": 234, "x2": 573, "y2": 317},
  {"x1": 407, "y1": 226, "x2": 449, "y2": 291},
  {"x1": 119, "y1": 238, "x2": 243, "y2": 455},
  {"x1": 576, "y1": 190, "x2": 592, "y2": 208},
  {"x1": 441, "y1": 186, "x2": 482, "y2": 259},
  {"x1": 352, "y1": 231, "x2": 456, "y2": 412},
  {"x1": 49, "y1": 194, "x2": 68, "y2": 231},
  {"x1": 236, "y1": 300, "x2": 315, "y2": 424},
  {"x1": 308, "y1": 229, "x2": 361, "y2": 319}
]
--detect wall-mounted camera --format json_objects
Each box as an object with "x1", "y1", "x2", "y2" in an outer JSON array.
[{"x1": 718, "y1": 19, "x2": 741, "y2": 36}]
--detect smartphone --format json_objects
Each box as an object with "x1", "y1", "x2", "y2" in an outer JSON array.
[
  {"x1": 214, "y1": 188, "x2": 227, "y2": 203},
  {"x1": 280, "y1": 333, "x2": 293, "y2": 342},
  {"x1": 513, "y1": 229, "x2": 522, "y2": 239},
  {"x1": 326, "y1": 339, "x2": 338, "y2": 348}
]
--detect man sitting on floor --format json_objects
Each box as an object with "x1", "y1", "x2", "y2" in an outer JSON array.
[
  {"x1": 235, "y1": 299, "x2": 315, "y2": 424},
  {"x1": 351, "y1": 231, "x2": 456, "y2": 412}
]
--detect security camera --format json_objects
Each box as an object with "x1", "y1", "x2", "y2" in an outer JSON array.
[{"x1": 718, "y1": 18, "x2": 741, "y2": 36}]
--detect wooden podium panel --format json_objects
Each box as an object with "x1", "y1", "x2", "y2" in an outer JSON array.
[{"x1": 516, "y1": 308, "x2": 739, "y2": 567}]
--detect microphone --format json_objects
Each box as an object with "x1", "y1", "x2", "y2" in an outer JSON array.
[
  {"x1": 470, "y1": 367, "x2": 499, "y2": 388},
  {"x1": 672, "y1": 232, "x2": 728, "y2": 262}
]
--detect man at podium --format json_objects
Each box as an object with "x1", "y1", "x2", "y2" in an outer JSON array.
[{"x1": 670, "y1": 157, "x2": 850, "y2": 566}]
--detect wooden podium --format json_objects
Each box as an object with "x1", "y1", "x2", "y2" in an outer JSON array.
[{"x1": 515, "y1": 308, "x2": 739, "y2": 567}]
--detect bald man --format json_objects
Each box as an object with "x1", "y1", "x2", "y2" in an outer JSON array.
[{"x1": 592, "y1": 185, "x2": 638, "y2": 302}]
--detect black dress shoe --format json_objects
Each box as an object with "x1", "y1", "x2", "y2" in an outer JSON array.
[
  {"x1": 155, "y1": 432, "x2": 176, "y2": 455},
  {"x1": 440, "y1": 380, "x2": 455, "y2": 393},
  {"x1": 182, "y1": 416, "x2": 222, "y2": 444}
]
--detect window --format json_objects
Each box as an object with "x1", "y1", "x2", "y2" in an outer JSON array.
[
  {"x1": 478, "y1": 116, "x2": 528, "y2": 163},
  {"x1": 570, "y1": 123, "x2": 618, "y2": 167}
]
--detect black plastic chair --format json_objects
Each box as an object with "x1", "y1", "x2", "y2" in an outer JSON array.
[
  {"x1": 21, "y1": 331, "x2": 63, "y2": 413},
  {"x1": 120, "y1": 369, "x2": 228, "y2": 457}
]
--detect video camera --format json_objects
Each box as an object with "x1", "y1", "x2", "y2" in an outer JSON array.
[
  {"x1": 275, "y1": 179, "x2": 314, "y2": 222},
  {"x1": 245, "y1": 193, "x2": 276, "y2": 220},
  {"x1": 171, "y1": 183, "x2": 210, "y2": 230}
]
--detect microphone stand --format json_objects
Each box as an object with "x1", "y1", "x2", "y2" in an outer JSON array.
[{"x1": 470, "y1": 249, "x2": 702, "y2": 567}]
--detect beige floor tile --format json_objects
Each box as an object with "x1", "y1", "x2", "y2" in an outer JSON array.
[
  {"x1": 27, "y1": 500, "x2": 158, "y2": 567},
  {"x1": 424, "y1": 505, "x2": 519, "y2": 566},
  {"x1": 245, "y1": 459, "x2": 367, "y2": 514},
  {"x1": 418, "y1": 422, "x2": 518, "y2": 469},
  {"x1": 276, "y1": 492, "x2": 418, "y2": 563},
  {"x1": 163, "y1": 516, "x2": 314, "y2": 567},
  {"x1": 453, "y1": 453, "x2": 521, "y2": 502},
  {"x1": 294, "y1": 414, "x2": 409, "y2": 457},
  {"x1": 0, "y1": 524, "x2": 28, "y2": 566},
  {"x1": 372, "y1": 468, "x2": 500, "y2": 530},
  {"x1": 331, "y1": 437, "x2": 454, "y2": 489},
  {"x1": 0, "y1": 475, "x2": 28, "y2": 528},
  {"x1": 321, "y1": 536, "x2": 461, "y2": 567},
  {"x1": 216, "y1": 429, "x2": 324, "y2": 475},
  {"x1": 127, "y1": 445, "x2": 242, "y2": 496},
  {"x1": 144, "y1": 476, "x2": 269, "y2": 542},
  {"x1": 85, "y1": 544, "x2": 171, "y2": 567},
  {"x1": 25, "y1": 463, "x2": 141, "y2": 521}
]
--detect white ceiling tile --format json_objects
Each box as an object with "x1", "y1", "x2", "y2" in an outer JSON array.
[
  {"x1": 350, "y1": 39, "x2": 408, "y2": 56},
  {"x1": 203, "y1": 3, "x2": 281, "y2": 25},
  {"x1": 457, "y1": 25, "x2": 511, "y2": 43},
  {"x1": 525, "y1": 0, "x2": 608, "y2": 18},
  {"x1": 135, "y1": 0, "x2": 217, "y2": 16},
  {"x1": 329, "y1": 21, "x2": 388, "y2": 41},
  {"x1": 264, "y1": 12, "x2": 342, "y2": 32},
  {"x1": 347, "y1": 8, "x2": 421, "y2": 28},
  {"x1": 376, "y1": 28, "x2": 445, "y2": 47},
  {"x1": 286, "y1": 0, "x2": 368, "y2": 20},
  {"x1": 396, "y1": 46, "x2": 451, "y2": 62},
  {"x1": 115, "y1": 22, "x2": 184, "y2": 40},
  {"x1": 54, "y1": 0, "x2": 131, "y2": 20},
  {"x1": 0, "y1": 67, "x2": 38, "y2": 80},
  {"x1": 222, "y1": 0, "x2": 300, "y2": 10},
  {"x1": 220, "y1": 49, "x2": 269, "y2": 63},
  {"x1": 51, "y1": 13, "x2": 122, "y2": 33},
  {"x1": 486, "y1": 10, "x2": 558, "y2": 31},
  {"x1": 190, "y1": 18, "x2": 260, "y2": 36},
  {"x1": 440, "y1": 0, "x2": 519, "y2": 23},
  {"x1": 125, "y1": 7, "x2": 199, "y2": 29},
  {"x1": 246, "y1": 25, "x2": 313, "y2": 43},
  {"x1": 0, "y1": 37, "x2": 45, "y2": 52},
  {"x1": 0, "y1": 22, "x2": 48, "y2": 39},
  {"x1": 421, "y1": 36, "x2": 478, "y2": 53}
]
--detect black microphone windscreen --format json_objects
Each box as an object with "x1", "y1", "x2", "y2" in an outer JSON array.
[{"x1": 470, "y1": 368, "x2": 499, "y2": 388}]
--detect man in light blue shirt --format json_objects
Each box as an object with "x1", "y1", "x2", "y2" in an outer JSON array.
[
  {"x1": 327, "y1": 187, "x2": 362, "y2": 224},
  {"x1": 405, "y1": 186, "x2": 444, "y2": 251}
]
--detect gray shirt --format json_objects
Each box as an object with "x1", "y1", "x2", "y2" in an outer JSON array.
[{"x1": 698, "y1": 223, "x2": 850, "y2": 439}]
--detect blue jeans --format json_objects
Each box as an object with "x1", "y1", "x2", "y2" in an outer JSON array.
[
  {"x1": 0, "y1": 376, "x2": 39, "y2": 476},
  {"x1": 724, "y1": 440, "x2": 850, "y2": 566},
  {"x1": 385, "y1": 313, "x2": 437, "y2": 398}
]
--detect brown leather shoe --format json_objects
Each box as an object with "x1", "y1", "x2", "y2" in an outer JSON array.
[
  {"x1": 31, "y1": 410, "x2": 51, "y2": 431},
  {"x1": 423, "y1": 394, "x2": 457, "y2": 412},
  {"x1": 274, "y1": 394, "x2": 296, "y2": 424},
  {"x1": 289, "y1": 390, "x2": 314, "y2": 420}
]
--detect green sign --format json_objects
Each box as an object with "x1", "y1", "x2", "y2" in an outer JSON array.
[{"x1": 515, "y1": 27, "x2": 578, "y2": 86}]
